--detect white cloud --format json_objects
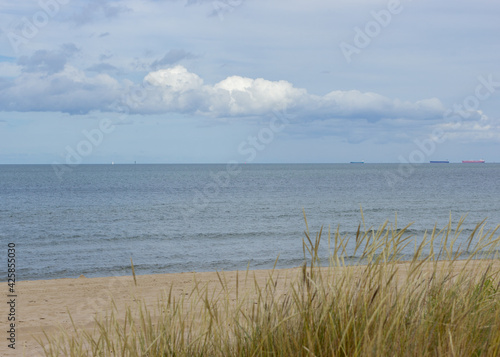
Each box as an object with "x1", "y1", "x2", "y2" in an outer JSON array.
[
  {"x1": 129, "y1": 66, "x2": 446, "y2": 121},
  {"x1": 0, "y1": 63, "x2": 450, "y2": 121},
  {"x1": 208, "y1": 76, "x2": 306, "y2": 116},
  {"x1": 145, "y1": 66, "x2": 203, "y2": 93},
  {"x1": 0, "y1": 65, "x2": 121, "y2": 113}
]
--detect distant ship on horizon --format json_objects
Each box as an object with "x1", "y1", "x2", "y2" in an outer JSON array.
[
  {"x1": 350, "y1": 161, "x2": 365, "y2": 164},
  {"x1": 462, "y1": 159, "x2": 485, "y2": 163},
  {"x1": 430, "y1": 160, "x2": 449, "y2": 163}
]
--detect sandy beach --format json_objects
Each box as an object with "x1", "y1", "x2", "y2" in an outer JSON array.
[
  {"x1": 2, "y1": 259, "x2": 499, "y2": 357},
  {"x1": 2, "y1": 267, "x2": 301, "y2": 356}
]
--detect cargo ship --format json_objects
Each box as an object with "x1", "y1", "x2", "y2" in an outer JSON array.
[
  {"x1": 430, "y1": 160, "x2": 449, "y2": 163},
  {"x1": 462, "y1": 160, "x2": 485, "y2": 163},
  {"x1": 350, "y1": 161, "x2": 364, "y2": 164}
]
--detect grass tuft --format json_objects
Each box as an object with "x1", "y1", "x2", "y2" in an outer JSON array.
[{"x1": 40, "y1": 213, "x2": 500, "y2": 356}]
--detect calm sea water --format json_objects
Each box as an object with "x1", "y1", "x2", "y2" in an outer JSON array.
[{"x1": 1, "y1": 163, "x2": 500, "y2": 281}]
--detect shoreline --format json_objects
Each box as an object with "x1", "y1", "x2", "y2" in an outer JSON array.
[
  {"x1": 2, "y1": 259, "x2": 499, "y2": 356},
  {"x1": 9, "y1": 253, "x2": 499, "y2": 284}
]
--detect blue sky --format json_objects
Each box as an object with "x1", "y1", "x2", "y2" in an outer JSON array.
[{"x1": 0, "y1": 0, "x2": 499, "y2": 164}]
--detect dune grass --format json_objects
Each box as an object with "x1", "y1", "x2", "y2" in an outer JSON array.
[{"x1": 39, "y1": 213, "x2": 500, "y2": 356}]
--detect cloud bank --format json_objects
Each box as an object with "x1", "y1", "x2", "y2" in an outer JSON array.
[{"x1": 0, "y1": 63, "x2": 445, "y2": 121}]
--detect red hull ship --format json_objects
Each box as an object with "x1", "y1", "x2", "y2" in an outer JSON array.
[{"x1": 462, "y1": 160, "x2": 485, "y2": 163}]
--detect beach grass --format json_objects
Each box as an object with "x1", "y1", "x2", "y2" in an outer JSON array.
[{"x1": 39, "y1": 213, "x2": 500, "y2": 356}]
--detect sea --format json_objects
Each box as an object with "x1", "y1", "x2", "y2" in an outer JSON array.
[{"x1": 1, "y1": 163, "x2": 500, "y2": 281}]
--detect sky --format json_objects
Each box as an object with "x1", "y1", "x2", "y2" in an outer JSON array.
[{"x1": 0, "y1": 0, "x2": 499, "y2": 164}]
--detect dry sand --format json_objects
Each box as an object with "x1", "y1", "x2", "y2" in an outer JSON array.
[
  {"x1": 2, "y1": 267, "x2": 301, "y2": 357},
  {"x1": 2, "y1": 260, "x2": 499, "y2": 357}
]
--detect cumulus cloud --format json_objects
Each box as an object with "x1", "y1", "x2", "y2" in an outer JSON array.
[
  {"x1": 131, "y1": 66, "x2": 445, "y2": 121},
  {"x1": 129, "y1": 66, "x2": 308, "y2": 116},
  {"x1": 130, "y1": 66, "x2": 206, "y2": 113},
  {"x1": 0, "y1": 63, "x2": 447, "y2": 120},
  {"x1": 209, "y1": 76, "x2": 306, "y2": 116},
  {"x1": 146, "y1": 66, "x2": 203, "y2": 92}
]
